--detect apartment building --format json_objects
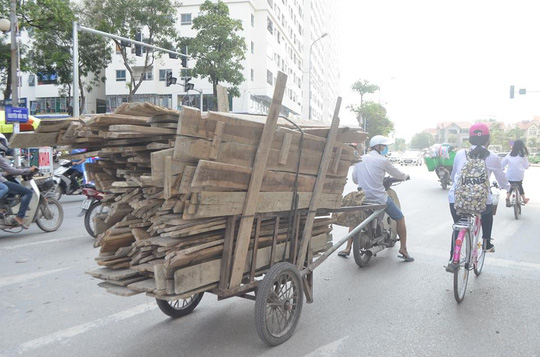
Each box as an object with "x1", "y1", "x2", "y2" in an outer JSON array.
[{"x1": 11, "y1": 0, "x2": 340, "y2": 123}]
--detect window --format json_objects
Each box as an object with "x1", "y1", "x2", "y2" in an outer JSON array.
[
  {"x1": 159, "y1": 69, "x2": 171, "y2": 81},
  {"x1": 267, "y1": 70, "x2": 273, "y2": 85},
  {"x1": 37, "y1": 72, "x2": 58, "y2": 85},
  {"x1": 251, "y1": 41, "x2": 254, "y2": 54},
  {"x1": 28, "y1": 74, "x2": 35, "y2": 87},
  {"x1": 116, "y1": 70, "x2": 126, "y2": 81},
  {"x1": 251, "y1": 13, "x2": 254, "y2": 26},
  {"x1": 142, "y1": 71, "x2": 153, "y2": 81},
  {"x1": 267, "y1": 17, "x2": 273, "y2": 34},
  {"x1": 251, "y1": 69, "x2": 254, "y2": 81},
  {"x1": 181, "y1": 13, "x2": 192, "y2": 25}
]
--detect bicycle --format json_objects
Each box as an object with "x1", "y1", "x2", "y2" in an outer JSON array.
[
  {"x1": 449, "y1": 213, "x2": 486, "y2": 303},
  {"x1": 508, "y1": 183, "x2": 522, "y2": 220}
]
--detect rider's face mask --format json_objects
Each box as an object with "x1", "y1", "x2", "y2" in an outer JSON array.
[{"x1": 380, "y1": 146, "x2": 389, "y2": 156}]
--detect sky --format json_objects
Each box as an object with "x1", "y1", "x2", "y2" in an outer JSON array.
[{"x1": 336, "y1": 0, "x2": 540, "y2": 141}]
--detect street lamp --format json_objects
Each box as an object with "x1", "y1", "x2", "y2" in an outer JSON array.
[
  {"x1": 308, "y1": 32, "x2": 328, "y2": 121},
  {"x1": 0, "y1": 18, "x2": 10, "y2": 33}
]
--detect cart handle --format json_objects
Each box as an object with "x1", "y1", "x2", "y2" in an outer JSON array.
[{"x1": 301, "y1": 207, "x2": 386, "y2": 276}]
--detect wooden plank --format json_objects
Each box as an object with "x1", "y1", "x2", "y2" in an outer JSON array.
[
  {"x1": 86, "y1": 114, "x2": 150, "y2": 127},
  {"x1": 98, "y1": 282, "x2": 142, "y2": 296},
  {"x1": 297, "y1": 97, "x2": 342, "y2": 269},
  {"x1": 191, "y1": 160, "x2": 346, "y2": 194},
  {"x1": 216, "y1": 85, "x2": 229, "y2": 112},
  {"x1": 278, "y1": 132, "x2": 292, "y2": 165},
  {"x1": 108, "y1": 124, "x2": 176, "y2": 135},
  {"x1": 209, "y1": 120, "x2": 224, "y2": 160},
  {"x1": 229, "y1": 71, "x2": 287, "y2": 288},
  {"x1": 184, "y1": 191, "x2": 342, "y2": 218},
  {"x1": 9, "y1": 132, "x2": 59, "y2": 148},
  {"x1": 85, "y1": 267, "x2": 141, "y2": 281},
  {"x1": 173, "y1": 136, "x2": 351, "y2": 177}
]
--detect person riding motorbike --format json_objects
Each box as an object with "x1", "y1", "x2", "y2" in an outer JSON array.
[
  {"x1": 0, "y1": 134, "x2": 39, "y2": 228},
  {"x1": 338, "y1": 135, "x2": 414, "y2": 262}
]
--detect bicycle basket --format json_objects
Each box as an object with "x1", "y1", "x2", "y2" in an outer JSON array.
[{"x1": 36, "y1": 178, "x2": 55, "y2": 192}]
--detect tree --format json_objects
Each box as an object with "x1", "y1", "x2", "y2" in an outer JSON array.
[
  {"x1": 187, "y1": 0, "x2": 246, "y2": 108},
  {"x1": 349, "y1": 79, "x2": 379, "y2": 128},
  {"x1": 20, "y1": 0, "x2": 111, "y2": 113},
  {"x1": 82, "y1": 0, "x2": 179, "y2": 102},
  {"x1": 349, "y1": 100, "x2": 394, "y2": 139},
  {"x1": 393, "y1": 138, "x2": 407, "y2": 152},
  {"x1": 410, "y1": 132, "x2": 434, "y2": 149}
]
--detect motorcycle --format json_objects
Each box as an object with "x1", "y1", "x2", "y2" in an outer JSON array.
[
  {"x1": 0, "y1": 174, "x2": 64, "y2": 232},
  {"x1": 352, "y1": 177, "x2": 406, "y2": 267},
  {"x1": 78, "y1": 186, "x2": 108, "y2": 238},
  {"x1": 52, "y1": 159, "x2": 85, "y2": 200},
  {"x1": 436, "y1": 165, "x2": 452, "y2": 190}
]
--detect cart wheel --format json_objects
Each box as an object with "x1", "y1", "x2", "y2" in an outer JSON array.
[
  {"x1": 352, "y1": 231, "x2": 372, "y2": 267},
  {"x1": 155, "y1": 293, "x2": 204, "y2": 318},
  {"x1": 255, "y1": 262, "x2": 303, "y2": 346}
]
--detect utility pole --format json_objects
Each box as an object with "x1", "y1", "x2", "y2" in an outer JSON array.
[{"x1": 10, "y1": 0, "x2": 21, "y2": 167}]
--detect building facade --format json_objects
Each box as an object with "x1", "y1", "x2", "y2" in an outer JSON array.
[{"x1": 8, "y1": 0, "x2": 340, "y2": 122}]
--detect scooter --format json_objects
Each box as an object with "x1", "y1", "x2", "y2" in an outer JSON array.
[
  {"x1": 352, "y1": 177, "x2": 406, "y2": 267},
  {"x1": 436, "y1": 165, "x2": 452, "y2": 190},
  {"x1": 78, "y1": 186, "x2": 108, "y2": 238},
  {"x1": 0, "y1": 174, "x2": 64, "y2": 232},
  {"x1": 52, "y1": 159, "x2": 84, "y2": 201}
]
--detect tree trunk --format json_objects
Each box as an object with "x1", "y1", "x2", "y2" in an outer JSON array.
[{"x1": 212, "y1": 79, "x2": 218, "y2": 111}]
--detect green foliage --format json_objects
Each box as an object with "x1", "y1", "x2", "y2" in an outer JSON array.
[
  {"x1": 188, "y1": 0, "x2": 246, "y2": 106},
  {"x1": 350, "y1": 100, "x2": 394, "y2": 139},
  {"x1": 393, "y1": 138, "x2": 407, "y2": 152},
  {"x1": 83, "y1": 0, "x2": 179, "y2": 100},
  {"x1": 410, "y1": 132, "x2": 434, "y2": 149},
  {"x1": 351, "y1": 79, "x2": 379, "y2": 99}
]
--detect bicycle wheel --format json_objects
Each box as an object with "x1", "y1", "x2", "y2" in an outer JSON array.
[
  {"x1": 35, "y1": 198, "x2": 64, "y2": 232},
  {"x1": 453, "y1": 230, "x2": 471, "y2": 303},
  {"x1": 85, "y1": 201, "x2": 109, "y2": 238},
  {"x1": 513, "y1": 199, "x2": 520, "y2": 220},
  {"x1": 474, "y1": 238, "x2": 486, "y2": 276}
]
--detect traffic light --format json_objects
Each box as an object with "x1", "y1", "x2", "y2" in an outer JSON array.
[
  {"x1": 510, "y1": 85, "x2": 515, "y2": 99},
  {"x1": 181, "y1": 45, "x2": 188, "y2": 68},
  {"x1": 519, "y1": 88, "x2": 527, "y2": 95},
  {"x1": 184, "y1": 77, "x2": 194, "y2": 91},
  {"x1": 135, "y1": 32, "x2": 142, "y2": 57},
  {"x1": 166, "y1": 71, "x2": 177, "y2": 87}
]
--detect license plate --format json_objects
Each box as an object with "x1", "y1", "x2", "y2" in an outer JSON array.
[{"x1": 81, "y1": 199, "x2": 92, "y2": 210}]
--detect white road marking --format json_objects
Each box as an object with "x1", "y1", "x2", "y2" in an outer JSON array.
[
  {"x1": 304, "y1": 336, "x2": 349, "y2": 357},
  {"x1": 414, "y1": 246, "x2": 540, "y2": 271},
  {"x1": 15, "y1": 303, "x2": 157, "y2": 355},
  {"x1": 0, "y1": 236, "x2": 89, "y2": 251},
  {"x1": 0, "y1": 268, "x2": 71, "y2": 288}
]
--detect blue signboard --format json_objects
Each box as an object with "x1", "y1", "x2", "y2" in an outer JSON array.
[{"x1": 5, "y1": 106, "x2": 29, "y2": 123}]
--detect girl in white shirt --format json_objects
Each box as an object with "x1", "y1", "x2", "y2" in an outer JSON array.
[{"x1": 501, "y1": 140, "x2": 530, "y2": 205}]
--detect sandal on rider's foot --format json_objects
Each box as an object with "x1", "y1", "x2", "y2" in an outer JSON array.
[
  {"x1": 523, "y1": 198, "x2": 530, "y2": 204},
  {"x1": 505, "y1": 198, "x2": 511, "y2": 207},
  {"x1": 13, "y1": 217, "x2": 29, "y2": 229},
  {"x1": 397, "y1": 254, "x2": 415, "y2": 262},
  {"x1": 338, "y1": 250, "x2": 350, "y2": 258}
]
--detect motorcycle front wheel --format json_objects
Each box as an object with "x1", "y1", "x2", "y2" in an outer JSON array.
[{"x1": 36, "y1": 198, "x2": 64, "y2": 232}]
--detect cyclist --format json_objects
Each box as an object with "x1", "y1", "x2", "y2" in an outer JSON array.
[
  {"x1": 501, "y1": 139, "x2": 530, "y2": 206},
  {"x1": 447, "y1": 123, "x2": 510, "y2": 269},
  {"x1": 0, "y1": 135, "x2": 38, "y2": 227},
  {"x1": 338, "y1": 135, "x2": 414, "y2": 262}
]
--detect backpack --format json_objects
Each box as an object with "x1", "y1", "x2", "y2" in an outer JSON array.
[{"x1": 454, "y1": 149, "x2": 489, "y2": 215}]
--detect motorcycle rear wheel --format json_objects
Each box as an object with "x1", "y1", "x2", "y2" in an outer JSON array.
[
  {"x1": 85, "y1": 201, "x2": 109, "y2": 238},
  {"x1": 36, "y1": 198, "x2": 63, "y2": 232}
]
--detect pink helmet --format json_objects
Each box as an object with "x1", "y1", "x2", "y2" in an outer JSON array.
[{"x1": 469, "y1": 123, "x2": 489, "y2": 137}]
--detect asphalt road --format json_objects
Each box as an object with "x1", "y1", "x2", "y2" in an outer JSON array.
[{"x1": 1, "y1": 165, "x2": 539, "y2": 357}]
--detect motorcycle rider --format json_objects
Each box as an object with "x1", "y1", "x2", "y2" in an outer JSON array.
[
  {"x1": 338, "y1": 135, "x2": 414, "y2": 262},
  {"x1": 0, "y1": 134, "x2": 39, "y2": 228}
]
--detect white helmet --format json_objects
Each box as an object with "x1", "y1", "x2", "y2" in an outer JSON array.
[{"x1": 369, "y1": 135, "x2": 393, "y2": 147}]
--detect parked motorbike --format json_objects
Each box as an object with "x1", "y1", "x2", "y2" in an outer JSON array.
[
  {"x1": 52, "y1": 159, "x2": 85, "y2": 200},
  {"x1": 78, "y1": 186, "x2": 108, "y2": 238},
  {"x1": 0, "y1": 174, "x2": 63, "y2": 232},
  {"x1": 352, "y1": 177, "x2": 406, "y2": 267}
]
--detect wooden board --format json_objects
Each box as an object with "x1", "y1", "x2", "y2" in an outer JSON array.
[{"x1": 9, "y1": 132, "x2": 59, "y2": 148}]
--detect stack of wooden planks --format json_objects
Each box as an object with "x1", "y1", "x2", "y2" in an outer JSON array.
[{"x1": 13, "y1": 99, "x2": 366, "y2": 299}]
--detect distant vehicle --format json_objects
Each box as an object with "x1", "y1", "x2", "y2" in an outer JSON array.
[
  {"x1": 529, "y1": 152, "x2": 540, "y2": 164},
  {"x1": 387, "y1": 152, "x2": 401, "y2": 163},
  {"x1": 400, "y1": 151, "x2": 423, "y2": 166}
]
